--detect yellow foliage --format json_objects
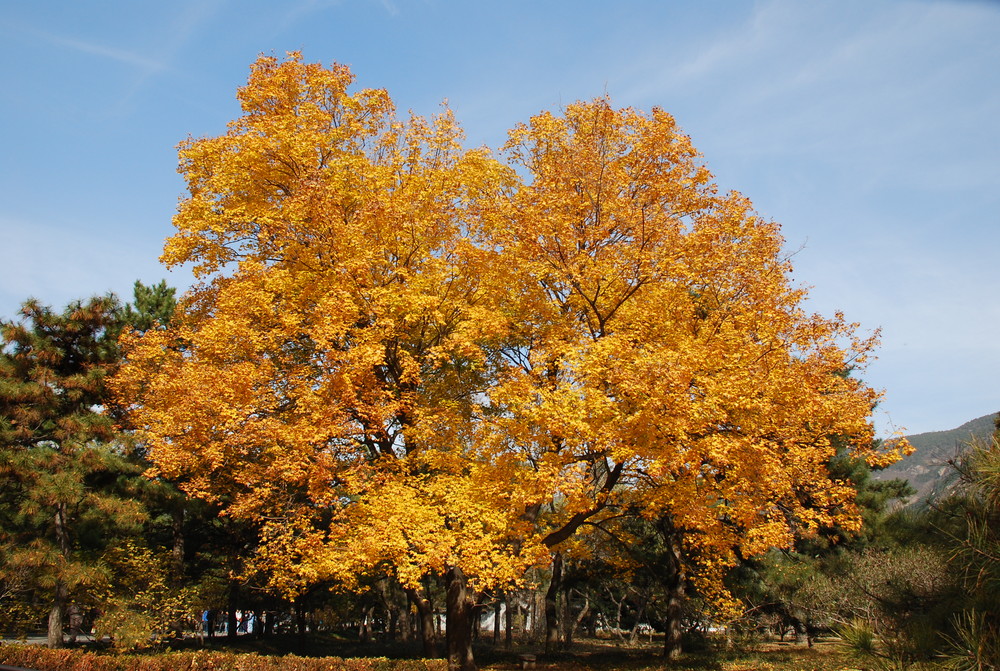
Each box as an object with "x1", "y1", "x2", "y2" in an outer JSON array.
[
  {"x1": 92, "y1": 540, "x2": 204, "y2": 648},
  {"x1": 114, "y1": 54, "x2": 901, "y2": 607}
]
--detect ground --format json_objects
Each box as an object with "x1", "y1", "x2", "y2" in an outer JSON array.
[
  {"x1": 0, "y1": 633, "x2": 873, "y2": 670},
  {"x1": 175, "y1": 634, "x2": 863, "y2": 670}
]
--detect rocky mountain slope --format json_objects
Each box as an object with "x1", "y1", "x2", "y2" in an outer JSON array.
[{"x1": 874, "y1": 412, "x2": 997, "y2": 503}]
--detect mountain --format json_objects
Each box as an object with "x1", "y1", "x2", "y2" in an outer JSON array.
[{"x1": 874, "y1": 412, "x2": 998, "y2": 504}]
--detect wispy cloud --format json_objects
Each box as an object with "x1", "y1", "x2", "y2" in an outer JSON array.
[
  {"x1": 7, "y1": 22, "x2": 169, "y2": 73},
  {"x1": 119, "y1": 0, "x2": 227, "y2": 103},
  {"x1": 2, "y1": 2, "x2": 226, "y2": 114},
  {"x1": 377, "y1": 0, "x2": 400, "y2": 17}
]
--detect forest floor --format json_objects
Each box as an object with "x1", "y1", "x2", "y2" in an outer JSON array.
[
  {"x1": 2, "y1": 632, "x2": 866, "y2": 670},
  {"x1": 169, "y1": 633, "x2": 862, "y2": 670},
  {"x1": 484, "y1": 639, "x2": 858, "y2": 671}
]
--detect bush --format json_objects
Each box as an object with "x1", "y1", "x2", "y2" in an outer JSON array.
[{"x1": 0, "y1": 644, "x2": 449, "y2": 671}]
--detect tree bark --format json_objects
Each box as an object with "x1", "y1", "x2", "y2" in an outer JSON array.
[
  {"x1": 544, "y1": 552, "x2": 563, "y2": 653},
  {"x1": 660, "y1": 519, "x2": 684, "y2": 660},
  {"x1": 571, "y1": 592, "x2": 589, "y2": 644},
  {"x1": 504, "y1": 592, "x2": 513, "y2": 648},
  {"x1": 563, "y1": 583, "x2": 575, "y2": 648},
  {"x1": 171, "y1": 506, "x2": 185, "y2": 583},
  {"x1": 227, "y1": 580, "x2": 240, "y2": 640},
  {"x1": 358, "y1": 603, "x2": 374, "y2": 643},
  {"x1": 408, "y1": 586, "x2": 437, "y2": 657},
  {"x1": 47, "y1": 580, "x2": 66, "y2": 649},
  {"x1": 493, "y1": 596, "x2": 501, "y2": 646},
  {"x1": 445, "y1": 565, "x2": 476, "y2": 671},
  {"x1": 48, "y1": 503, "x2": 71, "y2": 648},
  {"x1": 627, "y1": 592, "x2": 649, "y2": 645},
  {"x1": 397, "y1": 589, "x2": 411, "y2": 643},
  {"x1": 405, "y1": 585, "x2": 438, "y2": 658},
  {"x1": 530, "y1": 590, "x2": 538, "y2": 641}
]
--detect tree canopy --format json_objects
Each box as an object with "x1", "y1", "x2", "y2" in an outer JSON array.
[{"x1": 113, "y1": 53, "x2": 906, "y2": 670}]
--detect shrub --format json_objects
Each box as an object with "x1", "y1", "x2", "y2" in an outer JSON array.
[{"x1": 0, "y1": 645, "x2": 449, "y2": 671}]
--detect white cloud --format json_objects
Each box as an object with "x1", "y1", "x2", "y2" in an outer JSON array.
[{"x1": 18, "y1": 25, "x2": 169, "y2": 72}]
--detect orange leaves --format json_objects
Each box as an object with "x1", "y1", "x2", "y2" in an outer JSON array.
[
  {"x1": 117, "y1": 54, "x2": 901, "y2": 608},
  {"x1": 483, "y1": 95, "x2": 901, "y2": 602}
]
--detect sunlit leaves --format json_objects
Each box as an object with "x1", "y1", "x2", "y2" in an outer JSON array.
[{"x1": 116, "y1": 53, "x2": 905, "y2": 609}]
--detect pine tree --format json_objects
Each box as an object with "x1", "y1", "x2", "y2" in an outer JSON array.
[
  {"x1": 120, "y1": 280, "x2": 176, "y2": 335},
  {"x1": 0, "y1": 296, "x2": 144, "y2": 646}
]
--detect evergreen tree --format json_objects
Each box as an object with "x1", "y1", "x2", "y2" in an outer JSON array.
[
  {"x1": 120, "y1": 280, "x2": 176, "y2": 335},
  {"x1": 0, "y1": 295, "x2": 144, "y2": 646},
  {"x1": 931, "y1": 425, "x2": 1000, "y2": 668}
]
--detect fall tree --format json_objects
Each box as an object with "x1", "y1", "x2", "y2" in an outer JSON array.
[
  {"x1": 115, "y1": 52, "x2": 536, "y2": 667},
  {"x1": 115, "y1": 53, "x2": 905, "y2": 669},
  {"x1": 479, "y1": 99, "x2": 908, "y2": 658}
]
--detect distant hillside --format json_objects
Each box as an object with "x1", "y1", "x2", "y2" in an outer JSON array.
[{"x1": 874, "y1": 412, "x2": 998, "y2": 504}]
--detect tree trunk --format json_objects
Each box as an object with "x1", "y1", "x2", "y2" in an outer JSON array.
[
  {"x1": 358, "y1": 603, "x2": 374, "y2": 643},
  {"x1": 227, "y1": 580, "x2": 240, "y2": 640},
  {"x1": 398, "y1": 608, "x2": 411, "y2": 642},
  {"x1": 627, "y1": 592, "x2": 648, "y2": 645},
  {"x1": 607, "y1": 587, "x2": 626, "y2": 643},
  {"x1": 48, "y1": 503, "x2": 71, "y2": 648},
  {"x1": 171, "y1": 506, "x2": 185, "y2": 583},
  {"x1": 545, "y1": 553, "x2": 563, "y2": 653},
  {"x1": 571, "y1": 592, "x2": 590, "y2": 643},
  {"x1": 47, "y1": 580, "x2": 66, "y2": 648},
  {"x1": 405, "y1": 585, "x2": 439, "y2": 658},
  {"x1": 563, "y1": 583, "x2": 575, "y2": 648},
  {"x1": 530, "y1": 590, "x2": 538, "y2": 641},
  {"x1": 445, "y1": 565, "x2": 476, "y2": 671},
  {"x1": 504, "y1": 592, "x2": 513, "y2": 648},
  {"x1": 660, "y1": 520, "x2": 684, "y2": 660},
  {"x1": 375, "y1": 577, "x2": 395, "y2": 641},
  {"x1": 493, "y1": 596, "x2": 501, "y2": 646}
]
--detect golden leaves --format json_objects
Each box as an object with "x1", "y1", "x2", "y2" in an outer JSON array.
[{"x1": 117, "y1": 53, "x2": 901, "y2": 606}]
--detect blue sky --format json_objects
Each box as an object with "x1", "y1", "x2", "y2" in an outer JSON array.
[{"x1": 1, "y1": 0, "x2": 998, "y2": 438}]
